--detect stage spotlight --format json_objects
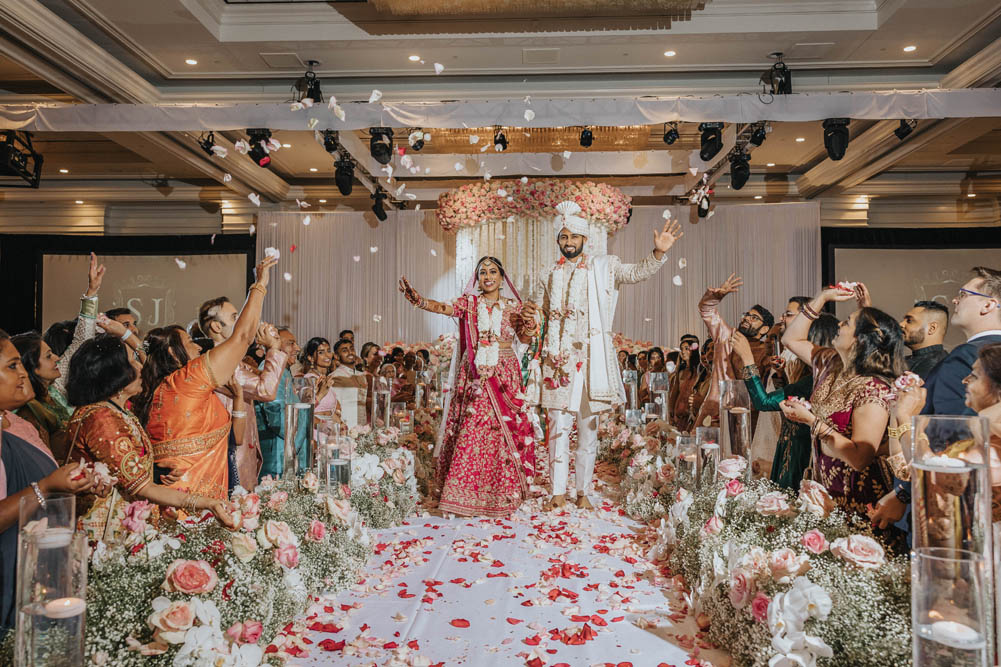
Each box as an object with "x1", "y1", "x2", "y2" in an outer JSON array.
[
  {"x1": 334, "y1": 157, "x2": 354, "y2": 196},
  {"x1": 760, "y1": 55, "x2": 792, "y2": 95},
  {"x1": 662, "y1": 122, "x2": 679, "y2": 146},
  {"x1": 749, "y1": 124, "x2": 767, "y2": 147},
  {"x1": 579, "y1": 127, "x2": 593, "y2": 148},
  {"x1": 822, "y1": 118, "x2": 850, "y2": 160},
  {"x1": 697, "y1": 194, "x2": 711, "y2": 218},
  {"x1": 371, "y1": 188, "x2": 388, "y2": 221},
  {"x1": 198, "y1": 131, "x2": 217, "y2": 156},
  {"x1": 493, "y1": 128, "x2": 508, "y2": 152},
  {"x1": 698, "y1": 122, "x2": 724, "y2": 161},
  {"x1": 247, "y1": 128, "x2": 272, "y2": 168},
  {"x1": 0, "y1": 130, "x2": 43, "y2": 188},
  {"x1": 293, "y1": 60, "x2": 323, "y2": 103},
  {"x1": 322, "y1": 130, "x2": 339, "y2": 154},
  {"x1": 369, "y1": 127, "x2": 394, "y2": 165},
  {"x1": 894, "y1": 119, "x2": 916, "y2": 140},
  {"x1": 408, "y1": 129, "x2": 425, "y2": 151},
  {"x1": 729, "y1": 152, "x2": 750, "y2": 190}
]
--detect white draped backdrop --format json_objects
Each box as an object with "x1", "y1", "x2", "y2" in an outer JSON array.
[{"x1": 258, "y1": 201, "x2": 820, "y2": 348}]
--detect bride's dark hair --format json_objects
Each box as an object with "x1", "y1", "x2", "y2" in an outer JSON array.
[{"x1": 475, "y1": 256, "x2": 506, "y2": 278}]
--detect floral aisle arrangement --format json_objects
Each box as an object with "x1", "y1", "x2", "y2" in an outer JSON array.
[
  {"x1": 436, "y1": 179, "x2": 632, "y2": 233},
  {"x1": 77, "y1": 476, "x2": 372, "y2": 666},
  {"x1": 344, "y1": 425, "x2": 419, "y2": 529}
]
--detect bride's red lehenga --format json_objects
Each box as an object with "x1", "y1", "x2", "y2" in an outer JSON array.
[{"x1": 435, "y1": 294, "x2": 537, "y2": 517}]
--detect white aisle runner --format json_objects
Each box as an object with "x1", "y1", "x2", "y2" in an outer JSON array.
[{"x1": 290, "y1": 498, "x2": 724, "y2": 667}]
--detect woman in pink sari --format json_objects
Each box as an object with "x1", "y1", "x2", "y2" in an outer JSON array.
[{"x1": 399, "y1": 257, "x2": 539, "y2": 517}]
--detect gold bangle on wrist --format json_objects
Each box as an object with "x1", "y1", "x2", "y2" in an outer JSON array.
[
  {"x1": 888, "y1": 423, "x2": 911, "y2": 439},
  {"x1": 250, "y1": 283, "x2": 267, "y2": 296}
]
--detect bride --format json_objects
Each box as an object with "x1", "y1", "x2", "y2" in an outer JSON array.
[{"x1": 399, "y1": 257, "x2": 539, "y2": 517}]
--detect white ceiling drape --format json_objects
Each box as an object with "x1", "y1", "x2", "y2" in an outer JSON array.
[{"x1": 257, "y1": 201, "x2": 819, "y2": 349}]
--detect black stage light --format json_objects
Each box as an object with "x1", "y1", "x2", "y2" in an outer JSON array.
[
  {"x1": 369, "y1": 127, "x2": 394, "y2": 165},
  {"x1": 761, "y1": 56, "x2": 792, "y2": 95},
  {"x1": 697, "y1": 194, "x2": 711, "y2": 218},
  {"x1": 322, "y1": 130, "x2": 339, "y2": 154},
  {"x1": 822, "y1": 118, "x2": 850, "y2": 160},
  {"x1": 198, "y1": 131, "x2": 217, "y2": 156},
  {"x1": 698, "y1": 122, "x2": 724, "y2": 161},
  {"x1": 294, "y1": 60, "x2": 323, "y2": 103},
  {"x1": 749, "y1": 124, "x2": 767, "y2": 147},
  {"x1": 334, "y1": 157, "x2": 354, "y2": 196},
  {"x1": 246, "y1": 128, "x2": 272, "y2": 168},
  {"x1": 894, "y1": 119, "x2": 916, "y2": 140},
  {"x1": 662, "y1": 122, "x2": 679, "y2": 145},
  {"x1": 0, "y1": 130, "x2": 43, "y2": 188},
  {"x1": 371, "y1": 189, "x2": 388, "y2": 221},
  {"x1": 493, "y1": 128, "x2": 508, "y2": 151},
  {"x1": 409, "y1": 129, "x2": 425, "y2": 152},
  {"x1": 729, "y1": 152, "x2": 750, "y2": 190},
  {"x1": 579, "y1": 127, "x2": 593, "y2": 148}
]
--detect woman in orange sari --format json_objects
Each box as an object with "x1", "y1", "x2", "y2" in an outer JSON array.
[{"x1": 132, "y1": 256, "x2": 276, "y2": 500}]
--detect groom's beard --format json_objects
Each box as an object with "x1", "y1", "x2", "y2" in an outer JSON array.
[{"x1": 560, "y1": 244, "x2": 584, "y2": 260}]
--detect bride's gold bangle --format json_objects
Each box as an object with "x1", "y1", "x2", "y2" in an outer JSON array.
[{"x1": 887, "y1": 423, "x2": 911, "y2": 439}]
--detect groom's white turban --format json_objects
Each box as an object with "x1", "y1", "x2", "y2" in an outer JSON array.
[{"x1": 553, "y1": 200, "x2": 589, "y2": 237}]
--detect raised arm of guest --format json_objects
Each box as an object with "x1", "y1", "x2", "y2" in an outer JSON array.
[
  {"x1": 782, "y1": 284, "x2": 863, "y2": 366},
  {"x1": 51, "y1": 253, "x2": 105, "y2": 397},
  {"x1": 699, "y1": 273, "x2": 743, "y2": 344},
  {"x1": 204, "y1": 257, "x2": 277, "y2": 385}
]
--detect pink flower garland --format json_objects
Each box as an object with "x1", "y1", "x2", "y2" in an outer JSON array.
[{"x1": 436, "y1": 179, "x2": 632, "y2": 233}]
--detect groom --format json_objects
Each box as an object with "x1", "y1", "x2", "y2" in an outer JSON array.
[{"x1": 535, "y1": 201, "x2": 682, "y2": 510}]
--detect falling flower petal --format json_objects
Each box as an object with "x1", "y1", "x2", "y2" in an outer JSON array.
[
  {"x1": 210, "y1": 145, "x2": 228, "y2": 158},
  {"x1": 707, "y1": 209, "x2": 716, "y2": 218},
  {"x1": 430, "y1": 249, "x2": 437, "y2": 256},
  {"x1": 248, "y1": 193, "x2": 261, "y2": 206},
  {"x1": 484, "y1": 173, "x2": 492, "y2": 181},
  {"x1": 266, "y1": 138, "x2": 282, "y2": 152},
  {"x1": 248, "y1": 224, "x2": 255, "y2": 235},
  {"x1": 296, "y1": 199, "x2": 310, "y2": 209},
  {"x1": 234, "y1": 140, "x2": 250, "y2": 154},
  {"x1": 469, "y1": 135, "x2": 480, "y2": 145},
  {"x1": 521, "y1": 176, "x2": 529, "y2": 184},
  {"x1": 283, "y1": 272, "x2": 292, "y2": 281},
  {"x1": 644, "y1": 317, "x2": 653, "y2": 322},
  {"x1": 327, "y1": 95, "x2": 338, "y2": 109},
  {"x1": 289, "y1": 244, "x2": 296, "y2": 253},
  {"x1": 222, "y1": 173, "x2": 232, "y2": 183},
  {"x1": 415, "y1": 204, "x2": 422, "y2": 211},
  {"x1": 454, "y1": 162, "x2": 464, "y2": 171},
  {"x1": 370, "y1": 246, "x2": 378, "y2": 253},
  {"x1": 673, "y1": 275, "x2": 683, "y2": 286},
  {"x1": 524, "y1": 109, "x2": 536, "y2": 122},
  {"x1": 562, "y1": 151, "x2": 572, "y2": 160},
  {"x1": 395, "y1": 183, "x2": 407, "y2": 197},
  {"x1": 368, "y1": 89, "x2": 383, "y2": 103},
  {"x1": 434, "y1": 62, "x2": 445, "y2": 74},
  {"x1": 480, "y1": 144, "x2": 490, "y2": 153},
  {"x1": 210, "y1": 234, "x2": 216, "y2": 245},
  {"x1": 264, "y1": 247, "x2": 280, "y2": 260},
  {"x1": 662, "y1": 208, "x2": 672, "y2": 219},
  {"x1": 689, "y1": 167, "x2": 699, "y2": 175},
  {"x1": 678, "y1": 257, "x2": 687, "y2": 269},
  {"x1": 372, "y1": 314, "x2": 382, "y2": 322},
  {"x1": 333, "y1": 104, "x2": 346, "y2": 121},
  {"x1": 302, "y1": 216, "x2": 311, "y2": 226},
  {"x1": 174, "y1": 258, "x2": 186, "y2": 270},
  {"x1": 497, "y1": 189, "x2": 507, "y2": 197},
  {"x1": 352, "y1": 255, "x2": 360, "y2": 262},
  {"x1": 307, "y1": 118, "x2": 319, "y2": 129},
  {"x1": 290, "y1": 102, "x2": 304, "y2": 111}
]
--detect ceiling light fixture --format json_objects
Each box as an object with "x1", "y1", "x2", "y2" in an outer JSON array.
[
  {"x1": 75, "y1": 200, "x2": 83, "y2": 204},
  {"x1": 749, "y1": 123, "x2": 767, "y2": 147},
  {"x1": 760, "y1": 53, "x2": 792, "y2": 95},
  {"x1": 664, "y1": 50, "x2": 676, "y2": 57},
  {"x1": 198, "y1": 131, "x2": 220, "y2": 157},
  {"x1": 369, "y1": 127, "x2": 395, "y2": 164},
  {"x1": 309, "y1": 168, "x2": 318, "y2": 172},
  {"x1": 408, "y1": 128, "x2": 426, "y2": 151},
  {"x1": 293, "y1": 60, "x2": 323, "y2": 103},
  {"x1": 662, "y1": 122, "x2": 679, "y2": 146},
  {"x1": 729, "y1": 152, "x2": 750, "y2": 190},
  {"x1": 822, "y1": 118, "x2": 850, "y2": 160},
  {"x1": 579, "y1": 127, "x2": 593, "y2": 148},
  {"x1": 697, "y1": 194, "x2": 710, "y2": 218},
  {"x1": 246, "y1": 128, "x2": 272, "y2": 167},
  {"x1": 282, "y1": 143, "x2": 291, "y2": 148},
  {"x1": 967, "y1": 193, "x2": 977, "y2": 198},
  {"x1": 59, "y1": 168, "x2": 69, "y2": 174},
  {"x1": 322, "y1": 130, "x2": 339, "y2": 154},
  {"x1": 493, "y1": 128, "x2": 508, "y2": 152},
  {"x1": 0, "y1": 130, "x2": 44, "y2": 188},
  {"x1": 318, "y1": 199, "x2": 327, "y2": 203},
  {"x1": 754, "y1": 195, "x2": 763, "y2": 200},
  {"x1": 371, "y1": 187, "x2": 388, "y2": 221},
  {"x1": 408, "y1": 55, "x2": 420, "y2": 62},
  {"x1": 766, "y1": 162, "x2": 775, "y2": 167},
  {"x1": 903, "y1": 45, "x2": 917, "y2": 52},
  {"x1": 894, "y1": 119, "x2": 917, "y2": 140},
  {"x1": 185, "y1": 59, "x2": 198, "y2": 65},
  {"x1": 698, "y1": 122, "x2": 724, "y2": 161},
  {"x1": 795, "y1": 137, "x2": 805, "y2": 143},
  {"x1": 334, "y1": 157, "x2": 354, "y2": 196}
]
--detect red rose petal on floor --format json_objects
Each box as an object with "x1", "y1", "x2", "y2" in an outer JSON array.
[
  {"x1": 449, "y1": 578, "x2": 466, "y2": 584},
  {"x1": 617, "y1": 663, "x2": 634, "y2": 667},
  {"x1": 523, "y1": 634, "x2": 541, "y2": 646},
  {"x1": 383, "y1": 642, "x2": 399, "y2": 649},
  {"x1": 506, "y1": 618, "x2": 523, "y2": 625},
  {"x1": 570, "y1": 615, "x2": 591, "y2": 622},
  {"x1": 318, "y1": 639, "x2": 345, "y2": 651},
  {"x1": 528, "y1": 659, "x2": 544, "y2": 667},
  {"x1": 611, "y1": 616, "x2": 625, "y2": 622},
  {"x1": 449, "y1": 618, "x2": 470, "y2": 628},
  {"x1": 407, "y1": 640, "x2": 420, "y2": 650},
  {"x1": 521, "y1": 600, "x2": 534, "y2": 607},
  {"x1": 398, "y1": 591, "x2": 416, "y2": 598},
  {"x1": 591, "y1": 615, "x2": 608, "y2": 627}
]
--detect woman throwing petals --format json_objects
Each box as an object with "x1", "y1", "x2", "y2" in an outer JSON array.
[{"x1": 399, "y1": 257, "x2": 539, "y2": 517}]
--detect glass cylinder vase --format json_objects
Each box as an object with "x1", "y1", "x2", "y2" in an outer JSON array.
[
  {"x1": 16, "y1": 494, "x2": 87, "y2": 667},
  {"x1": 283, "y1": 376, "x2": 316, "y2": 480},
  {"x1": 676, "y1": 435, "x2": 698, "y2": 489},
  {"x1": 719, "y1": 379, "x2": 752, "y2": 471},
  {"x1": 648, "y1": 372, "x2": 670, "y2": 421},
  {"x1": 695, "y1": 426, "x2": 720, "y2": 490},
  {"x1": 913, "y1": 547, "x2": 990, "y2": 667},
  {"x1": 622, "y1": 370, "x2": 638, "y2": 410}
]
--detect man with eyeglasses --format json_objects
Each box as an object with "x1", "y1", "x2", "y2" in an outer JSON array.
[{"x1": 692, "y1": 273, "x2": 775, "y2": 430}]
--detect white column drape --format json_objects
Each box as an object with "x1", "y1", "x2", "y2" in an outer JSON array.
[{"x1": 257, "y1": 202, "x2": 819, "y2": 349}]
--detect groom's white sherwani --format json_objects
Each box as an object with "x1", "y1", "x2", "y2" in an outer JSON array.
[{"x1": 535, "y1": 251, "x2": 667, "y2": 498}]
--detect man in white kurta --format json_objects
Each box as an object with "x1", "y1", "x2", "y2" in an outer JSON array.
[{"x1": 535, "y1": 201, "x2": 683, "y2": 510}]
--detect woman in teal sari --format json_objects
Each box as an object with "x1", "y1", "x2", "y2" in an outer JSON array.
[{"x1": 731, "y1": 314, "x2": 838, "y2": 490}]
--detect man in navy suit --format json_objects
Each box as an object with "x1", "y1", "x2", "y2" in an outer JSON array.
[{"x1": 872, "y1": 266, "x2": 1001, "y2": 530}]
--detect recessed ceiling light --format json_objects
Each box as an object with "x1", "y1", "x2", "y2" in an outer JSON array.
[
  {"x1": 856, "y1": 195, "x2": 868, "y2": 203},
  {"x1": 408, "y1": 55, "x2": 420, "y2": 62},
  {"x1": 754, "y1": 195, "x2": 762, "y2": 200},
  {"x1": 766, "y1": 162, "x2": 775, "y2": 167},
  {"x1": 903, "y1": 45, "x2": 917, "y2": 53},
  {"x1": 75, "y1": 200, "x2": 83, "y2": 204},
  {"x1": 795, "y1": 137, "x2": 805, "y2": 142},
  {"x1": 59, "y1": 168, "x2": 69, "y2": 174},
  {"x1": 318, "y1": 199, "x2": 327, "y2": 203},
  {"x1": 282, "y1": 143, "x2": 291, "y2": 148},
  {"x1": 967, "y1": 193, "x2": 977, "y2": 198},
  {"x1": 663, "y1": 50, "x2": 676, "y2": 57},
  {"x1": 309, "y1": 167, "x2": 318, "y2": 172},
  {"x1": 185, "y1": 58, "x2": 198, "y2": 65}
]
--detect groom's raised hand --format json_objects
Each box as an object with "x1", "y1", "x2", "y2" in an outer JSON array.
[{"x1": 653, "y1": 220, "x2": 683, "y2": 258}]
